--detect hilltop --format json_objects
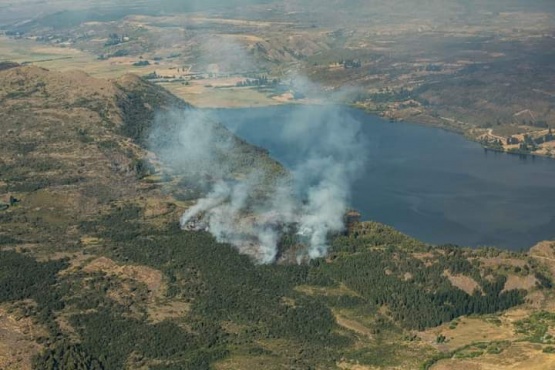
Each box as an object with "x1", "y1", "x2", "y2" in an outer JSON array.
[{"x1": 1, "y1": 66, "x2": 555, "y2": 369}]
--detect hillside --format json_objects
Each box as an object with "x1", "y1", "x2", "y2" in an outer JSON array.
[{"x1": 1, "y1": 65, "x2": 555, "y2": 369}]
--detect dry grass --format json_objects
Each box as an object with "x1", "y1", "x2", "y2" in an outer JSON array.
[
  {"x1": 530, "y1": 241, "x2": 555, "y2": 261},
  {"x1": 334, "y1": 312, "x2": 374, "y2": 340},
  {"x1": 160, "y1": 82, "x2": 282, "y2": 108},
  {"x1": 149, "y1": 299, "x2": 191, "y2": 323},
  {"x1": 432, "y1": 342, "x2": 555, "y2": 370},
  {"x1": 337, "y1": 363, "x2": 381, "y2": 370},
  {"x1": 419, "y1": 316, "x2": 519, "y2": 352},
  {"x1": 295, "y1": 284, "x2": 361, "y2": 297},
  {"x1": 37, "y1": 251, "x2": 94, "y2": 271},
  {"x1": 215, "y1": 338, "x2": 304, "y2": 370},
  {"x1": 188, "y1": 16, "x2": 287, "y2": 27},
  {"x1": 444, "y1": 270, "x2": 481, "y2": 295},
  {"x1": 83, "y1": 257, "x2": 164, "y2": 297},
  {"x1": 0, "y1": 304, "x2": 48, "y2": 370},
  {"x1": 0, "y1": 36, "x2": 106, "y2": 76},
  {"x1": 479, "y1": 256, "x2": 527, "y2": 269},
  {"x1": 0, "y1": 64, "x2": 118, "y2": 103},
  {"x1": 214, "y1": 355, "x2": 286, "y2": 370},
  {"x1": 0, "y1": 27, "x2": 298, "y2": 114},
  {"x1": 82, "y1": 257, "x2": 190, "y2": 322},
  {"x1": 19, "y1": 190, "x2": 80, "y2": 227},
  {"x1": 503, "y1": 274, "x2": 538, "y2": 293},
  {"x1": 0, "y1": 36, "x2": 293, "y2": 109},
  {"x1": 530, "y1": 241, "x2": 555, "y2": 279},
  {"x1": 0, "y1": 36, "x2": 169, "y2": 79},
  {"x1": 140, "y1": 196, "x2": 179, "y2": 220}
]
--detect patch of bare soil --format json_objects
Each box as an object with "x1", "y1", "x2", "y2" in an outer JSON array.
[{"x1": 444, "y1": 270, "x2": 481, "y2": 295}]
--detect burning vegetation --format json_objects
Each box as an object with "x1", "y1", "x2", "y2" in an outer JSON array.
[
  {"x1": 181, "y1": 204, "x2": 363, "y2": 264},
  {"x1": 151, "y1": 104, "x2": 366, "y2": 264}
]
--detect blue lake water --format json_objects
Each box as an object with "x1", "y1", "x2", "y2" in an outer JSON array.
[{"x1": 208, "y1": 105, "x2": 555, "y2": 250}]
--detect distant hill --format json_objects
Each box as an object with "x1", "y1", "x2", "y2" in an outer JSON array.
[{"x1": 3, "y1": 0, "x2": 274, "y2": 32}]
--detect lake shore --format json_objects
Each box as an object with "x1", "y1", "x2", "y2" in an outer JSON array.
[
  {"x1": 174, "y1": 83, "x2": 555, "y2": 160},
  {"x1": 1, "y1": 31, "x2": 551, "y2": 160}
]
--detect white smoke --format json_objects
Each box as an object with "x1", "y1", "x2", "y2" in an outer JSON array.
[
  {"x1": 149, "y1": 102, "x2": 365, "y2": 264},
  {"x1": 197, "y1": 35, "x2": 257, "y2": 73},
  {"x1": 179, "y1": 181, "x2": 231, "y2": 226},
  {"x1": 148, "y1": 21, "x2": 365, "y2": 263},
  {"x1": 282, "y1": 104, "x2": 365, "y2": 260}
]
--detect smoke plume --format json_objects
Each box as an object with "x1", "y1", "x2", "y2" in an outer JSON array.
[
  {"x1": 146, "y1": 16, "x2": 365, "y2": 263},
  {"x1": 149, "y1": 102, "x2": 365, "y2": 264}
]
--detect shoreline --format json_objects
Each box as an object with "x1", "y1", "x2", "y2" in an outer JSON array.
[
  {"x1": 207, "y1": 104, "x2": 555, "y2": 253},
  {"x1": 2, "y1": 31, "x2": 550, "y2": 160},
  {"x1": 194, "y1": 97, "x2": 554, "y2": 161},
  {"x1": 352, "y1": 104, "x2": 555, "y2": 160}
]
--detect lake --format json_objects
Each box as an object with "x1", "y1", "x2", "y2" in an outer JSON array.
[{"x1": 208, "y1": 105, "x2": 555, "y2": 250}]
